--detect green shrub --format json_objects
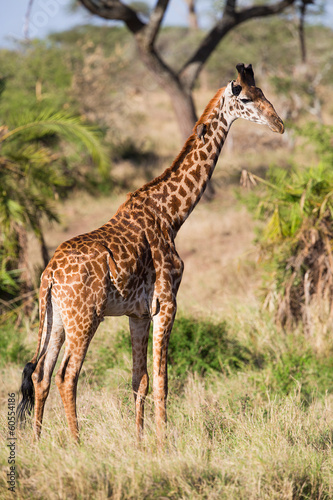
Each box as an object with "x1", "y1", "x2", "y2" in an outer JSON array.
[
  {"x1": 168, "y1": 316, "x2": 250, "y2": 378},
  {"x1": 86, "y1": 331, "x2": 132, "y2": 384},
  {"x1": 264, "y1": 349, "x2": 333, "y2": 402},
  {"x1": 240, "y1": 124, "x2": 333, "y2": 331},
  {"x1": 0, "y1": 321, "x2": 30, "y2": 366}
]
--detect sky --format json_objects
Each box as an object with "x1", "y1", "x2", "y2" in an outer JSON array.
[
  {"x1": 0, "y1": 1, "x2": 332, "y2": 49},
  {"x1": 0, "y1": 0, "x2": 190, "y2": 48}
]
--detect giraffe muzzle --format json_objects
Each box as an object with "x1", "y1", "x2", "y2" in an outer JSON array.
[{"x1": 269, "y1": 116, "x2": 284, "y2": 134}]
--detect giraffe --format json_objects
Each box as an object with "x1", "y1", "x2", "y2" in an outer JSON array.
[{"x1": 17, "y1": 63, "x2": 284, "y2": 443}]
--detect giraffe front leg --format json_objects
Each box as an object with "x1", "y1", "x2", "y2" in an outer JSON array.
[
  {"x1": 152, "y1": 301, "x2": 176, "y2": 444},
  {"x1": 129, "y1": 317, "x2": 151, "y2": 442}
]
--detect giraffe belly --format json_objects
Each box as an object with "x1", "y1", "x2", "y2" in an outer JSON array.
[{"x1": 104, "y1": 284, "x2": 151, "y2": 319}]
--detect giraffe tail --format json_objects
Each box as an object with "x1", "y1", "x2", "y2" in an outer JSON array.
[
  {"x1": 16, "y1": 361, "x2": 38, "y2": 425},
  {"x1": 17, "y1": 273, "x2": 52, "y2": 426}
]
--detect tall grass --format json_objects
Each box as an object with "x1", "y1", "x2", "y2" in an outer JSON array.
[
  {"x1": 2, "y1": 311, "x2": 333, "y2": 499},
  {"x1": 1, "y1": 376, "x2": 333, "y2": 499}
]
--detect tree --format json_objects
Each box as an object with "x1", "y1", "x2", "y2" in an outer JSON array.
[
  {"x1": 184, "y1": 0, "x2": 199, "y2": 30},
  {"x1": 297, "y1": 0, "x2": 315, "y2": 63},
  {"x1": 77, "y1": 0, "x2": 297, "y2": 139}
]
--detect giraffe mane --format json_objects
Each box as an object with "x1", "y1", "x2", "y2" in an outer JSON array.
[
  {"x1": 127, "y1": 86, "x2": 226, "y2": 202},
  {"x1": 195, "y1": 86, "x2": 226, "y2": 128}
]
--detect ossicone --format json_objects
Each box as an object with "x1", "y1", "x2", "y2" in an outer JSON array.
[{"x1": 236, "y1": 63, "x2": 255, "y2": 87}]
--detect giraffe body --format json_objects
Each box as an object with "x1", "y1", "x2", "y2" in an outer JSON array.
[{"x1": 18, "y1": 64, "x2": 284, "y2": 442}]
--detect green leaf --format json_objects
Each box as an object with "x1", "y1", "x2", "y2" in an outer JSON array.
[
  {"x1": 1, "y1": 109, "x2": 109, "y2": 176},
  {"x1": 264, "y1": 206, "x2": 283, "y2": 242}
]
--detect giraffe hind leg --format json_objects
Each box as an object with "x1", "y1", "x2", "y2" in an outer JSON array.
[
  {"x1": 55, "y1": 318, "x2": 100, "y2": 442},
  {"x1": 17, "y1": 296, "x2": 65, "y2": 438},
  {"x1": 31, "y1": 300, "x2": 65, "y2": 440}
]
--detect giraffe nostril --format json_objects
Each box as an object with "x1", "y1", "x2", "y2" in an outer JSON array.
[
  {"x1": 270, "y1": 117, "x2": 284, "y2": 134},
  {"x1": 277, "y1": 118, "x2": 284, "y2": 134}
]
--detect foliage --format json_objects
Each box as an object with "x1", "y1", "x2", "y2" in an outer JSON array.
[
  {"x1": 0, "y1": 321, "x2": 30, "y2": 366},
  {"x1": 0, "y1": 103, "x2": 109, "y2": 303},
  {"x1": 255, "y1": 343, "x2": 333, "y2": 403},
  {"x1": 0, "y1": 249, "x2": 20, "y2": 297},
  {"x1": 85, "y1": 311, "x2": 333, "y2": 404},
  {"x1": 0, "y1": 41, "x2": 74, "y2": 118},
  {"x1": 241, "y1": 123, "x2": 333, "y2": 332},
  {"x1": 167, "y1": 316, "x2": 250, "y2": 378},
  {"x1": 49, "y1": 24, "x2": 131, "y2": 57}
]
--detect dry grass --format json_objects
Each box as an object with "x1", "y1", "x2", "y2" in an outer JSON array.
[
  {"x1": 2, "y1": 362, "x2": 333, "y2": 499},
  {"x1": 2, "y1": 306, "x2": 333, "y2": 499}
]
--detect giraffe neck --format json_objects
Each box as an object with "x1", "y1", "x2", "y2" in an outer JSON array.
[{"x1": 130, "y1": 87, "x2": 233, "y2": 235}]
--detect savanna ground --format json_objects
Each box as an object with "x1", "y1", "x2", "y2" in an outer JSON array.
[{"x1": 1, "y1": 18, "x2": 333, "y2": 499}]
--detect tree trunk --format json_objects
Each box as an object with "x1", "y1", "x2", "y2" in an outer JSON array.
[
  {"x1": 185, "y1": 0, "x2": 199, "y2": 30},
  {"x1": 166, "y1": 84, "x2": 198, "y2": 141},
  {"x1": 135, "y1": 38, "x2": 197, "y2": 140},
  {"x1": 299, "y1": 2, "x2": 307, "y2": 63}
]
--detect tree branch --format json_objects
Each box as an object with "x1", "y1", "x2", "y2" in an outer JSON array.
[
  {"x1": 237, "y1": 0, "x2": 296, "y2": 22},
  {"x1": 225, "y1": 0, "x2": 237, "y2": 17},
  {"x1": 78, "y1": 0, "x2": 145, "y2": 34},
  {"x1": 179, "y1": 0, "x2": 296, "y2": 90},
  {"x1": 142, "y1": 0, "x2": 170, "y2": 48},
  {"x1": 24, "y1": 0, "x2": 35, "y2": 40},
  {"x1": 79, "y1": 0, "x2": 170, "y2": 46}
]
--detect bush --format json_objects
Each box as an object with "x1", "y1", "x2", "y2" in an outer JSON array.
[
  {"x1": 260, "y1": 347, "x2": 333, "y2": 402},
  {"x1": 168, "y1": 316, "x2": 250, "y2": 378},
  {"x1": 240, "y1": 124, "x2": 333, "y2": 334},
  {"x1": 0, "y1": 321, "x2": 30, "y2": 366}
]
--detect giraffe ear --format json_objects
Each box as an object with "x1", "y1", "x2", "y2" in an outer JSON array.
[{"x1": 231, "y1": 81, "x2": 242, "y2": 96}]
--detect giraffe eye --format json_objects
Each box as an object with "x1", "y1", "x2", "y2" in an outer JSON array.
[{"x1": 240, "y1": 98, "x2": 252, "y2": 104}]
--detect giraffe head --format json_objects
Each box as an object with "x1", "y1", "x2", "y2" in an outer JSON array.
[{"x1": 225, "y1": 63, "x2": 284, "y2": 134}]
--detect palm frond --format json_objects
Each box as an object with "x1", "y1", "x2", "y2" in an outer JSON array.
[
  {"x1": 1, "y1": 109, "x2": 109, "y2": 175},
  {"x1": 0, "y1": 198, "x2": 25, "y2": 233}
]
